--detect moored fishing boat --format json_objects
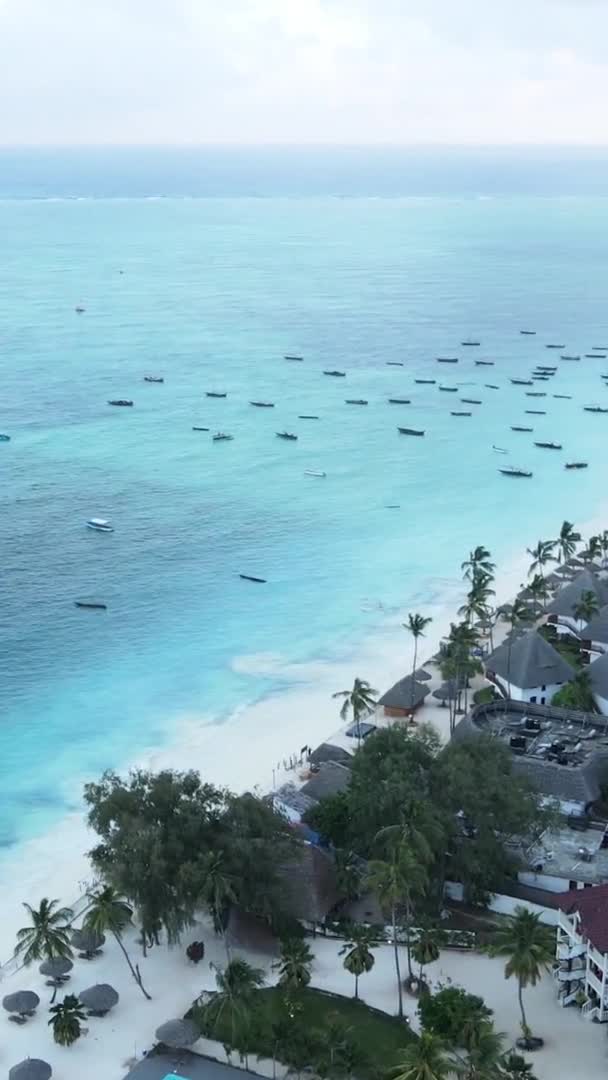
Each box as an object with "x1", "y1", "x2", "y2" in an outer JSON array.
[
  {"x1": 398, "y1": 427, "x2": 425, "y2": 436},
  {"x1": 500, "y1": 466, "x2": 532, "y2": 477}
]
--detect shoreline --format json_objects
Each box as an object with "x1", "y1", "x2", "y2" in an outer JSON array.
[{"x1": 0, "y1": 508, "x2": 605, "y2": 963}]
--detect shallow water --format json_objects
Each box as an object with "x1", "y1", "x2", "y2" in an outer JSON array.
[{"x1": 1, "y1": 149, "x2": 607, "y2": 854}]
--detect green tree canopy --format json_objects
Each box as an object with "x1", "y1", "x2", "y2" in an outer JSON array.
[
  {"x1": 84, "y1": 769, "x2": 295, "y2": 944},
  {"x1": 418, "y1": 985, "x2": 492, "y2": 1049}
]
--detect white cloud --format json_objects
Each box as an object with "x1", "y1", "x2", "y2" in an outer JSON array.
[{"x1": 0, "y1": 0, "x2": 607, "y2": 144}]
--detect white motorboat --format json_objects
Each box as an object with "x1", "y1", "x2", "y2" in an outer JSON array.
[
  {"x1": 304, "y1": 470, "x2": 326, "y2": 477},
  {"x1": 86, "y1": 518, "x2": 114, "y2": 532}
]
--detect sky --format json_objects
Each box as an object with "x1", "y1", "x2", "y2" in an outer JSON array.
[{"x1": 1, "y1": 0, "x2": 607, "y2": 145}]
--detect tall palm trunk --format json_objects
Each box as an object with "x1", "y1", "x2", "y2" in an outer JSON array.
[
  {"x1": 113, "y1": 930, "x2": 152, "y2": 1000},
  {"x1": 518, "y1": 979, "x2": 529, "y2": 1035},
  {"x1": 404, "y1": 895, "x2": 414, "y2": 980},
  {"x1": 354, "y1": 973, "x2": 359, "y2": 1000},
  {"x1": 391, "y1": 904, "x2": 404, "y2": 1019},
  {"x1": 411, "y1": 635, "x2": 418, "y2": 713}
]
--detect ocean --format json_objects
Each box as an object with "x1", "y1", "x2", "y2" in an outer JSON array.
[{"x1": 1, "y1": 146, "x2": 607, "y2": 867}]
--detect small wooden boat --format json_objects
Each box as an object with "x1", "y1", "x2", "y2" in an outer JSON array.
[
  {"x1": 213, "y1": 432, "x2": 233, "y2": 441},
  {"x1": 108, "y1": 399, "x2": 133, "y2": 407},
  {"x1": 75, "y1": 600, "x2": 107, "y2": 610},
  {"x1": 511, "y1": 378, "x2": 533, "y2": 385},
  {"x1": 511, "y1": 426, "x2": 533, "y2": 432},
  {"x1": 461, "y1": 340, "x2": 480, "y2": 346},
  {"x1": 250, "y1": 401, "x2": 275, "y2": 407},
  {"x1": 451, "y1": 411, "x2": 472, "y2": 416},
  {"x1": 144, "y1": 376, "x2": 164, "y2": 383},
  {"x1": 276, "y1": 431, "x2": 298, "y2": 440},
  {"x1": 593, "y1": 346, "x2": 608, "y2": 351},
  {"x1": 565, "y1": 462, "x2": 588, "y2": 470},
  {"x1": 525, "y1": 409, "x2": 546, "y2": 415},
  {"x1": 386, "y1": 361, "x2": 404, "y2": 366},
  {"x1": 553, "y1": 394, "x2": 572, "y2": 400},
  {"x1": 388, "y1": 398, "x2": 411, "y2": 404},
  {"x1": 284, "y1": 354, "x2": 303, "y2": 361},
  {"x1": 304, "y1": 470, "x2": 326, "y2": 477},
  {"x1": 485, "y1": 384, "x2": 499, "y2": 390},
  {"x1": 345, "y1": 399, "x2": 368, "y2": 405},
  {"x1": 298, "y1": 415, "x2": 319, "y2": 419},
  {"x1": 535, "y1": 366, "x2": 557, "y2": 372},
  {"x1": 0, "y1": 433, "x2": 10, "y2": 442},
  {"x1": 206, "y1": 391, "x2": 227, "y2": 398},
  {"x1": 323, "y1": 370, "x2": 346, "y2": 377},
  {"x1": 240, "y1": 574, "x2": 266, "y2": 583},
  {"x1": 461, "y1": 398, "x2": 481, "y2": 404},
  {"x1": 561, "y1": 355, "x2": 580, "y2": 361},
  {"x1": 584, "y1": 405, "x2": 608, "y2": 413},
  {"x1": 535, "y1": 441, "x2": 561, "y2": 450},
  {"x1": 398, "y1": 427, "x2": 425, "y2": 436},
  {"x1": 475, "y1": 360, "x2": 494, "y2": 366},
  {"x1": 526, "y1": 392, "x2": 547, "y2": 397},
  {"x1": 192, "y1": 426, "x2": 210, "y2": 431},
  {"x1": 438, "y1": 386, "x2": 458, "y2": 392},
  {"x1": 520, "y1": 330, "x2": 536, "y2": 335},
  {"x1": 493, "y1": 446, "x2": 508, "y2": 453},
  {"x1": 415, "y1": 379, "x2": 435, "y2": 384},
  {"x1": 586, "y1": 353, "x2": 607, "y2": 359},
  {"x1": 500, "y1": 467, "x2": 532, "y2": 477},
  {"x1": 546, "y1": 344, "x2": 564, "y2": 349},
  {"x1": 531, "y1": 376, "x2": 549, "y2": 381},
  {"x1": 437, "y1": 357, "x2": 458, "y2": 363}
]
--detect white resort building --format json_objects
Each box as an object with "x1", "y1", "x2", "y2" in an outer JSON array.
[
  {"x1": 484, "y1": 629, "x2": 575, "y2": 705},
  {"x1": 556, "y1": 884, "x2": 608, "y2": 1020}
]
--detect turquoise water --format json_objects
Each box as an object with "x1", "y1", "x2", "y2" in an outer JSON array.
[{"x1": 1, "y1": 150, "x2": 608, "y2": 850}]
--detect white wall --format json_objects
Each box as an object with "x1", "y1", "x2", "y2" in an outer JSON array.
[
  {"x1": 518, "y1": 870, "x2": 572, "y2": 894},
  {"x1": 443, "y1": 880, "x2": 558, "y2": 925},
  {"x1": 494, "y1": 675, "x2": 563, "y2": 705}
]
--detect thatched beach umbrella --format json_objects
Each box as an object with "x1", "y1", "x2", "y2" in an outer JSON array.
[
  {"x1": 79, "y1": 983, "x2": 119, "y2": 1014},
  {"x1": 71, "y1": 928, "x2": 105, "y2": 956},
  {"x1": 155, "y1": 1018, "x2": 200, "y2": 1048},
  {"x1": 432, "y1": 684, "x2": 452, "y2": 706},
  {"x1": 39, "y1": 958, "x2": 73, "y2": 979},
  {"x1": 3, "y1": 991, "x2": 40, "y2": 1017},
  {"x1": 413, "y1": 667, "x2": 433, "y2": 682},
  {"x1": 9, "y1": 1061, "x2": 52, "y2": 1080}
]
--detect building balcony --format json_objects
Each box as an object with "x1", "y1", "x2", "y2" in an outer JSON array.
[
  {"x1": 586, "y1": 968, "x2": 606, "y2": 998},
  {"x1": 557, "y1": 941, "x2": 587, "y2": 961},
  {"x1": 558, "y1": 911, "x2": 581, "y2": 937}
]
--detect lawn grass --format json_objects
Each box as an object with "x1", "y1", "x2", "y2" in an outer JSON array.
[
  {"x1": 538, "y1": 624, "x2": 583, "y2": 669},
  {"x1": 197, "y1": 985, "x2": 414, "y2": 1077}
]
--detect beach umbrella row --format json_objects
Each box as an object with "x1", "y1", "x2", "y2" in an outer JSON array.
[
  {"x1": 3, "y1": 991, "x2": 40, "y2": 1017},
  {"x1": 79, "y1": 983, "x2": 119, "y2": 1013},
  {"x1": 155, "y1": 1017, "x2": 200, "y2": 1048}
]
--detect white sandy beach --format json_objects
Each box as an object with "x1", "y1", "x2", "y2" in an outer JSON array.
[
  {"x1": 3, "y1": 919, "x2": 607, "y2": 1080},
  {"x1": 1, "y1": 510, "x2": 607, "y2": 1077}
]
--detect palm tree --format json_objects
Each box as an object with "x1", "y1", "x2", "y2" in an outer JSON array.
[
  {"x1": 273, "y1": 937, "x2": 313, "y2": 990},
  {"x1": 526, "y1": 540, "x2": 556, "y2": 579},
  {"x1": 556, "y1": 520, "x2": 580, "y2": 564},
  {"x1": 462, "y1": 546, "x2": 495, "y2": 582},
  {"x1": 573, "y1": 589, "x2": 599, "y2": 631},
  {"x1": 376, "y1": 796, "x2": 445, "y2": 866},
  {"x1": 587, "y1": 534, "x2": 603, "y2": 565},
  {"x1": 200, "y1": 851, "x2": 236, "y2": 960},
  {"x1": 366, "y1": 841, "x2": 427, "y2": 1015},
  {"x1": 458, "y1": 1022, "x2": 506, "y2": 1080},
  {"x1": 526, "y1": 574, "x2": 550, "y2": 611},
  {"x1": 405, "y1": 613, "x2": 433, "y2": 708},
  {"x1": 391, "y1": 1032, "x2": 453, "y2": 1080},
  {"x1": 84, "y1": 886, "x2": 151, "y2": 1000},
  {"x1": 599, "y1": 530, "x2": 608, "y2": 568},
  {"x1": 204, "y1": 958, "x2": 265, "y2": 1060},
  {"x1": 339, "y1": 924, "x2": 378, "y2": 999},
  {"x1": 14, "y1": 897, "x2": 73, "y2": 966},
  {"x1": 486, "y1": 907, "x2": 553, "y2": 1041},
  {"x1": 48, "y1": 994, "x2": 88, "y2": 1046},
  {"x1": 333, "y1": 678, "x2": 377, "y2": 749},
  {"x1": 503, "y1": 1052, "x2": 538, "y2": 1080},
  {"x1": 411, "y1": 926, "x2": 440, "y2": 987}
]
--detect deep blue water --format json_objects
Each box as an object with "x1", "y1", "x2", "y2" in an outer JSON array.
[{"x1": 1, "y1": 148, "x2": 607, "y2": 851}]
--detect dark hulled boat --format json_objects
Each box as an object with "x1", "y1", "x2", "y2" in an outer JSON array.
[
  {"x1": 398, "y1": 427, "x2": 425, "y2": 436},
  {"x1": 437, "y1": 357, "x2": 458, "y2": 363},
  {"x1": 388, "y1": 398, "x2": 411, "y2": 404},
  {"x1": 451, "y1": 411, "x2": 472, "y2": 416},
  {"x1": 108, "y1": 399, "x2": 133, "y2": 406},
  {"x1": 75, "y1": 600, "x2": 107, "y2": 610},
  {"x1": 461, "y1": 398, "x2": 481, "y2": 405},
  {"x1": 250, "y1": 401, "x2": 275, "y2": 407},
  {"x1": 415, "y1": 379, "x2": 436, "y2": 384},
  {"x1": 276, "y1": 431, "x2": 298, "y2": 440},
  {"x1": 584, "y1": 406, "x2": 608, "y2": 413},
  {"x1": 206, "y1": 391, "x2": 227, "y2": 398},
  {"x1": 345, "y1": 399, "x2": 368, "y2": 405},
  {"x1": 511, "y1": 426, "x2": 533, "y2": 432},
  {"x1": 240, "y1": 574, "x2": 267, "y2": 583},
  {"x1": 565, "y1": 462, "x2": 588, "y2": 470},
  {"x1": 323, "y1": 370, "x2": 346, "y2": 377},
  {"x1": 500, "y1": 467, "x2": 532, "y2": 477},
  {"x1": 438, "y1": 386, "x2": 458, "y2": 392},
  {"x1": 144, "y1": 376, "x2": 164, "y2": 383},
  {"x1": 475, "y1": 360, "x2": 494, "y2": 366},
  {"x1": 535, "y1": 441, "x2": 562, "y2": 450}
]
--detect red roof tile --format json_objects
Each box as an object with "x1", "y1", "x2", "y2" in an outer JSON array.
[{"x1": 561, "y1": 885, "x2": 608, "y2": 953}]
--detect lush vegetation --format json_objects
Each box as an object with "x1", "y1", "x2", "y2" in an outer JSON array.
[
  {"x1": 418, "y1": 985, "x2": 492, "y2": 1046},
  {"x1": 48, "y1": 994, "x2": 88, "y2": 1046},
  {"x1": 195, "y1": 979, "x2": 415, "y2": 1078},
  {"x1": 552, "y1": 670, "x2": 598, "y2": 713},
  {"x1": 306, "y1": 724, "x2": 549, "y2": 906},
  {"x1": 15, "y1": 897, "x2": 73, "y2": 965},
  {"x1": 83, "y1": 769, "x2": 296, "y2": 949}
]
